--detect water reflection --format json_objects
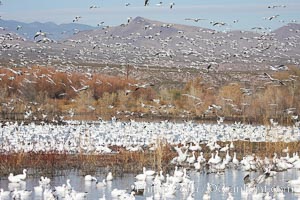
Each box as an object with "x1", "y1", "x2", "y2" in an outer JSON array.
[{"x1": 0, "y1": 168, "x2": 299, "y2": 199}]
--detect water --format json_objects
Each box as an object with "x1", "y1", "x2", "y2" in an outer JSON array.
[{"x1": 0, "y1": 168, "x2": 300, "y2": 199}]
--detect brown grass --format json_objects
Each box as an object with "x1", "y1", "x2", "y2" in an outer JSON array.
[{"x1": 0, "y1": 141, "x2": 299, "y2": 177}]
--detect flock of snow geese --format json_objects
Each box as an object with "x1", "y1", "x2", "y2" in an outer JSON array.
[
  {"x1": 0, "y1": 119, "x2": 299, "y2": 154},
  {"x1": 0, "y1": 0, "x2": 299, "y2": 72},
  {"x1": 0, "y1": 119, "x2": 299, "y2": 199}
]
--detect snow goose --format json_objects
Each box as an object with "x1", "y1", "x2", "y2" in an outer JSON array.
[
  {"x1": 44, "y1": 188, "x2": 57, "y2": 200},
  {"x1": 220, "y1": 144, "x2": 229, "y2": 152},
  {"x1": 224, "y1": 151, "x2": 232, "y2": 164},
  {"x1": 214, "y1": 151, "x2": 222, "y2": 164},
  {"x1": 159, "y1": 170, "x2": 165, "y2": 181},
  {"x1": 143, "y1": 167, "x2": 155, "y2": 177},
  {"x1": 187, "y1": 151, "x2": 196, "y2": 165},
  {"x1": 174, "y1": 166, "x2": 184, "y2": 177},
  {"x1": 229, "y1": 141, "x2": 234, "y2": 149},
  {"x1": 282, "y1": 146, "x2": 289, "y2": 153},
  {"x1": 189, "y1": 142, "x2": 201, "y2": 151},
  {"x1": 54, "y1": 184, "x2": 67, "y2": 198},
  {"x1": 96, "y1": 179, "x2": 106, "y2": 188},
  {"x1": 202, "y1": 190, "x2": 211, "y2": 200},
  {"x1": 70, "y1": 190, "x2": 88, "y2": 200},
  {"x1": 197, "y1": 152, "x2": 206, "y2": 164},
  {"x1": 84, "y1": 175, "x2": 97, "y2": 182},
  {"x1": 34, "y1": 185, "x2": 43, "y2": 196},
  {"x1": 39, "y1": 176, "x2": 51, "y2": 188},
  {"x1": 131, "y1": 180, "x2": 146, "y2": 195},
  {"x1": 106, "y1": 172, "x2": 113, "y2": 181},
  {"x1": 135, "y1": 171, "x2": 146, "y2": 181},
  {"x1": 194, "y1": 160, "x2": 201, "y2": 171},
  {"x1": 111, "y1": 188, "x2": 127, "y2": 198},
  {"x1": 232, "y1": 152, "x2": 239, "y2": 167},
  {"x1": 15, "y1": 169, "x2": 27, "y2": 180},
  {"x1": 0, "y1": 188, "x2": 11, "y2": 199},
  {"x1": 8, "y1": 173, "x2": 21, "y2": 183},
  {"x1": 293, "y1": 159, "x2": 300, "y2": 169}
]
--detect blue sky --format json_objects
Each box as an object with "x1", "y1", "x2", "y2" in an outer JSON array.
[{"x1": 0, "y1": 0, "x2": 299, "y2": 31}]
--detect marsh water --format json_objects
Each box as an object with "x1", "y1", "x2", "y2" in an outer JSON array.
[{"x1": 0, "y1": 168, "x2": 300, "y2": 200}]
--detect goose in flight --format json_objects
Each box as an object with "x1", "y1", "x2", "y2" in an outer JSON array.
[
  {"x1": 244, "y1": 172, "x2": 270, "y2": 188},
  {"x1": 89, "y1": 5, "x2": 99, "y2": 9},
  {"x1": 265, "y1": 15, "x2": 279, "y2": 20},
  {"x1": 127, "y1": 17, "x2": 132, "y2": 23},
  {"x1": 16, "y1": 25, "x2": 22, "y2": 30},
  {"x1": 212, "y1": 21, "x2": 226, "y2": 26},
  {"x1": 264, "y1": 73, "x2": 285, "y2": 85},
  {"x1": 125, "y1": 3, "x2": 130, "y2": 6},
  {"x1": 185, "y1": 18, "x2": 206, "y2": 22},
  {"x1": 170, "y1": 2, "x2": 175, "y2": 9},
  {"x1": 71, "y1": 85, "x2": 89, "y2": 93},
  {"x1": 144, "y1": 0, "x2": 149, "y2": 6},
  {"x1": 129, "y1": 83, "x2": 154, "y2": 91},
  {"x1": 268, "y1": 5, "x2": 286, "y2": 9},
  {"x1": 37, "y1": 37, "x2": 52, "y2": 43},
  {"x1": 34, "y1": 30, "x2": 46, "y2": 39},
  {"x1": 156, "y1": 2, "x2": 163, "y2": 6},
  {"x1": 97, "y1": 22, "x2": 105, "y2": 26},
  {"x1": 73, "y1": 16, "x2": 82, "y2": 22},
  {"x1": 6, "y1": 68, "x2": 23, "y2": 75}
]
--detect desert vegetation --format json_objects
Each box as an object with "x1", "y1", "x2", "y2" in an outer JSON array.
[
  {"x1": 0, "y1": 66, "x2": 300, "y2": 125},
  {"x1": 0, "y1": 66, "x2": 299, "y2": 125}
]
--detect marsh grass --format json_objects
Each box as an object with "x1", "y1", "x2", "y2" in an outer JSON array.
[{"x1": 0, "y1": 141, "x2": 299, "y2": 177}]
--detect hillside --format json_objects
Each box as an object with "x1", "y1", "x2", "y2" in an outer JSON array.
[{"x1": 0, "y1": 19, "x2": 96, "y2": 41}]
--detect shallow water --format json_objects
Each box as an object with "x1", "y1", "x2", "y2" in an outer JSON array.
[{"x1": 1, "y1": 168, "x2": 300, "y2": 199}]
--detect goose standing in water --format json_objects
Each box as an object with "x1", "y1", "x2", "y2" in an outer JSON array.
[
  {"x1": 15, "y1": 169, "x2": 27, "y2": 181},
  {"x1": 84, "y1": 175, "x2": 97, "y2": 182},
  {"x1": 106, "y1": 172, "x2": 113, "y2": 181},
  {"x1": 232, "y1": 152, "x2": 239, "y2": 167},
  {"x1": 143, "y1": 167, "x2": 155, "y2": 177},
  {"x1": 96, "y1": 179, "x2": 107, "y2": 188},
  {"x1": 8, "y1": 173, "x2": 21, "y2": 183},
  {"x1": 0, "y1": 188, "x2": 11, "y2": 199}
]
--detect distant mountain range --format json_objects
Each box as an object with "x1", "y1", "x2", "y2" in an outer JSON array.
[{"x1": 0, "y1": 19, "x2": 97, "y2": 41}]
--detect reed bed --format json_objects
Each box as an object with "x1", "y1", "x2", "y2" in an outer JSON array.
[{"x1": 0, "y1": 140, "x2": 299, "y2": 177}]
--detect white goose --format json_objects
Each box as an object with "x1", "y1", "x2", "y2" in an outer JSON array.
[
  {"x1": 174, "y1": 166, "x2": 184, "y2": 177},
  {"x1": 84, "y1": 175, "x2": 97, "y2": 182},
  {"x1": 15, "y1": 169, "x2": 27, "y2": 180},
  {"x1": 96, "y1": 179, "x2": 107, "y2": 188},
  {"x1": 194, "y1": 160, "x2": 201, "y2": 170},
  {"x1": 106, "y1": 172, "x2": 113, "y2": 181},
  {"x1": 143, "y1": 167, "x2": 155, "y2": 177},
  {"x1": 159, "y1": 170, "x2": 165, "y2": 181},
  {"x1": 187, "y1": 151, "x2": 196, "y2": 164},
  {"x1": 8, "y1": 173, "x2": 21, "y2": 183},
  {"x1": 220, "y1": 144, "x2": 229, "y2": 152},
  {"x1": 135, "y1": 170, "x2": 147, "y2": 181},
  {"x1": 232, "y1": 152, "x2": 239, "y2": 167},
  {"x1": 197, "y1": 152, "x2": 206, "y2": 164},
  {"x1": 0, "y1": 188, "x2": 11, "y2": 199},
  {"x1": 189, "y1": 142, "x2": 201, "y2": 151}
]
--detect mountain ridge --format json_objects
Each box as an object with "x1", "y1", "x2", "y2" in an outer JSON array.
[{"x1": 0, "y1": 19, "x2": 97, "y2": 41}]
